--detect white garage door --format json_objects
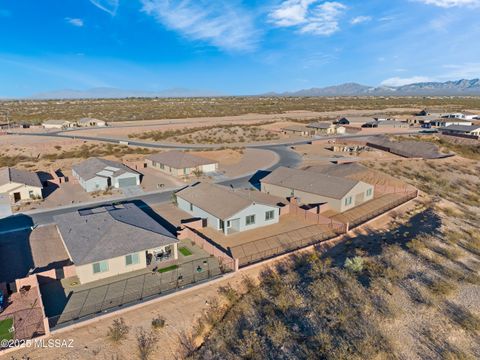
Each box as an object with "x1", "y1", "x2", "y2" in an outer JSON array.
[{"x1": 118, "y1": 177, "x2": 137, "y2": 188}]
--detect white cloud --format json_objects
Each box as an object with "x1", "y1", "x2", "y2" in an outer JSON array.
[
  {"x1": 140, "y1": 0, "x2": 258, "y2": 52},
  {"x1": 350, "y1": 15, "x2": 372, "y2": 25},
  {"x1": 441, "y1": 63, "x2": 480, "y2": 79},
  {"x1": 415, "y1": 0, "x2": 480, "y2": 8},
  {"x1": 380, "y1": 76, "x2": 433, "y2": 87},
  {"x1": 89, "y1": 0, "x2": 119, "y2": 16},
  {"x1": 65, "y1": 18, "x2": 84, "y2": 27},
  {"x1": 269, "y1": 1, "x2": 347, "y2": 36}
]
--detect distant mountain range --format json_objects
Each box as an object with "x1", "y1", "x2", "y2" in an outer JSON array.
[
  {"x1": 30, "y1": 87, "x2": 223, "y2": 99},
  {"x1": 25, "y1": 79, "x2": 480, "y2": 99},
  {"x1": 264, "y1": 79, "x2": 480, "y2": 97}
]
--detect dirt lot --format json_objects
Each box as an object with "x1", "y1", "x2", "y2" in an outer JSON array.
[{"x1": 293, "y1": 139, "x2": 402, "y2": 168}]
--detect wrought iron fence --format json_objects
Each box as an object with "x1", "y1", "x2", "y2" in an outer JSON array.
[
  {"x1": 48, "y1": 256, "x2": 229, "y2": 329},
  {"x1": 348, "y1": 191, "x2": 417, "y2": 228},
  {"x1": 233, "y1": 226, "x2": 344, "y2": 267},
  {"x1": 233, "y1": 190, "x2": 418, "y2": 267}
]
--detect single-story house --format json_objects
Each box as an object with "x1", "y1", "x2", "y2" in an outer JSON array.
[
  {"x1": 54, "y1": 203, "x2": 179, "y2": 284},
  {"x1": 407, "y1": 115, "x2": 442, "y2": 125},
  {"x1": 336, "y1": 116, "x2": 374, "y2": 124},
  {"x1": 260, "y1": 166, "x2": 374, "y2": 213},
  {"x1": 307, "y1": 122, "x2": 346, "y2": 135},
  {"x1": 362, "y1": 120, "x2": 409, "y2": 128},
  {"x1": 431, "y1": 119, "x2": 472, "y2": 127},
  {"x1": 416, "y1": 109, "x2": 443, "y2": 117},
  {"x1": 42, "y1": 120, "x2": 73, "y2": 129},
  {"x1": 72, "y1": 157, "x2": 140, "y2": 192},
  {"x1": 145, "y1": 151, "x2": 218, "y2": 178},
  {"x1": 442, "y1": 113, "x2": 466, "y2": 119},
  {"x1": 77, "y1": 118, "x2": 107, "y2": 127},
  {"x1": 175, "y1": 182, "x2": 285, "y2": 235},
  {"x1": 439, "y1": 125, "x2": 480, "y2": 137},
  {"x1": 281, "y1": 125, "x2": 315, "y2": 137},
  {"x1": 0, "y1": 167, "x2": 43, "y2": 203}
]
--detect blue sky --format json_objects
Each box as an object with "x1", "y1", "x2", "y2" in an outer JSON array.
[{"x1": 0, "y1": 0, "x2": 479, "y2": 97}]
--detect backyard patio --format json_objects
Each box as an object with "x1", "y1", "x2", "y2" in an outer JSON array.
[{"x1": 39, "y1": 238, "x2": 221, "y2": 328}]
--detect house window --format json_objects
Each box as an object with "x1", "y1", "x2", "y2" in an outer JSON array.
[
  {"x1": 189, "y1": 203, "x2": 193, "y2": 212},
  {"x1": 265, "y1": 210, "x2": 275, "y2": 221},
  {"x1": 160, "y1": 163, "x2": 164, "y2": 169},
  {"x1": 125, "y1": 253, "x2": 140, "y2": 266},
  {"x1": 92, "y1": 260, "x2": 109, "y2": 274},
  {"x1": 246, "y1": 215, "x2": 256, "y2": 225},
  {"x1": 344, "y1": 196, "x2": 353, "y2": 206},
  {"x1": 28, "y1": 190, "x2": 34, "y2": 198},
  {"x1": 366, "y1": 188, "x2": 372, "y2": 197}
]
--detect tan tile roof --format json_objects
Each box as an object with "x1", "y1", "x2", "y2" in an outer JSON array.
[
  {"x1": 261, "y1": 167, "x2": 361, "y2": 200},
  {"x1": 146, "y1": 151, "x2": 217, "y2": 169},
  {"x1": 176, "y1": 182, "x2": 284, "y2": 220}
]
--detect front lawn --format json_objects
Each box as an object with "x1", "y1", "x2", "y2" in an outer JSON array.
[
  {"x1": 158, "y1": 265, "x2": 179, "y2": 273},
  {"x1": 0, "y1": 318, "x2": 14, "y2": 341},
  {"x1": 179, "y1": 247, "x2": 193, "y2": 256}
]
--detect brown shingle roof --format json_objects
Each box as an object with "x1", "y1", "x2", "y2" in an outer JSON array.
[
  {"x1": 0, "y1": 167, "x2": 42, "y2": 188},
  {"x1": 261, "y1": 167, "x2": 361, "y2": 200},
  {"x1": 176, "y1": 182, "x2": 283, "y2": 220},
  {"x1": 146, "y1": 151, "x2": 217, "y2": 169}
]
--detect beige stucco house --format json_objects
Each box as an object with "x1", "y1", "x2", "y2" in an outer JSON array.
[
  {"x1": 0, "y1": 167, "x2": 43, "y2": 203},
  {"x1": 281, "y1": 125, "x2": 316, "y2": 137},
  {"x1": 260, "y1": 167, "x2": 374, "y2": 213},
  {"x1": 307, "y1": 122, "x2": 346, "y2": 135},
  {"x1": 77, "y1": 118, "x2": 107, "y2": 127},
  {"x1": 145, "y1": 151, "x2": 218, "y2": 178},
  {"x1": 54, "y1": 203, "x2": 179, "y2": 284},
  {"x1": 42, "y1": 120, "x2": 73, "y2": 129}
]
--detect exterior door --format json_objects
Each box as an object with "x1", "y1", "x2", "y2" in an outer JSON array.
[{"x1": 13, "y1": 192, "x2": 21, "y2": 202}]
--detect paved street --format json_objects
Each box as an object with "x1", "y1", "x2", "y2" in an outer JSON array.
[{"x1": 0, "y1": 130, "x2": 421, "y2": 233}]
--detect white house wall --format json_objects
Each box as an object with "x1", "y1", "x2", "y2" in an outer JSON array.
[
  {"x1": 177, "y1": 196, "x2": 221, "y2": 229},
  {"x1": 0, "y1": 182, "x2": 43, "y2": 203},
  {"x1": 177, "y1": 196, "x2": 279, "y2": 233},
  {"x1": 226, "y1": 203, "x2": 279, "y2": 232},
  {"x1": 200, "y1": 163, "x2": 218, "y2": 173}
]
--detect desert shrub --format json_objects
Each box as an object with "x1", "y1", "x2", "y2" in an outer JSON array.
[
  {"x1": 151, "y1": 315, "x2": 166, "y2": 330},
  {"x1": 344, "y1": 256, "x2": 364, "y2": 272},
  {"x1": 218, "y1": 284, "x2": 240, "y2": 304},
  {"x1": 136, "y1": 327, "x2": 158, "y2": 360},
  {"x1": 444, "y1": 302, "x2": 480, "y2": 333},
  {"x1": 107, "y1": 318, "x2": 130, "y2": 343},
  {"x1": 428, "y1": 278, "x2": 457, "y2": 298}
]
